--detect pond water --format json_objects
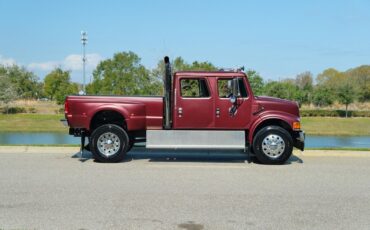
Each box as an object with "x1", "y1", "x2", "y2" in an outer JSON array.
[
  {"x1": 0, "y1": 132, "x2": 79, "y2": 145},
  {"x1": 0, "y1": 132, "x2": 369, "y2": 148},
  {"x1": 306, "y1": 136, "x2": 369, "y2": 148}
]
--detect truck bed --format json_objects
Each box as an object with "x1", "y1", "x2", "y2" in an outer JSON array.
[{"x1": 65, "y1": 95, "x2": 164, "y2": 131}]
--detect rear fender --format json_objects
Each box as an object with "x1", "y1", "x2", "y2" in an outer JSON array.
[
  {"x1": 88, "y1": 105, "x2": 130, "y2": 131},
  {"x1": 89, "y1": 103, "x2": 146, "y2": 131}
]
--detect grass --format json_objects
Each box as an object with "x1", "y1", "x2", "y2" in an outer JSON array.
[
  {"x1": 0, "y1": 114, "x2": 370, "y2": 136},
  {"x1": 301, "y1": 117, "x2": 370, "y2": 136},
  {"x1": 0, "y1": 114, "x2": 67, "y2": 132},
  {"x1": 10, "y1": 99, "x2": 61, "y2": 114}
]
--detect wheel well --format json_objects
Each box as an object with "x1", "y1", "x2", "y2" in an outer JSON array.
[
  {"x1": 253, "y1": 119, "x2": 292, "y2": 139},
  {"x1": 90, "y1": 110, "x2": 126, "y2": 133}
]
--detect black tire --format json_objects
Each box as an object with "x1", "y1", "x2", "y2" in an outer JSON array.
[
  {"x1": 90, "y1": 124, "x2": 129, "y2": 163},
  {"x1": 253, "y1": 126, "x2": 293, "y2": 164},
  {"x1": 127, "y1": 138, "x2": 135, "y2": 152}
]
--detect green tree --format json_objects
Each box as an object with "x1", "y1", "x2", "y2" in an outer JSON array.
[
  {"x1": 295, "y1": 71, "x2": 313, "y2": 91},
  {"x1": 316, "y1": 68, "x2": 349, "y2": 96},
  {"x1": 150, "y1": 56, "x2": 218, "y2": 96},
  {"x1": 316, "y1": 68, "x2": 345, "y2": 89},
  {"x1": 149, "y1": 60, "x2": 165, "y2": 95},
  {"x1": 165, "y1": 56, "x2": 217, "y2": 72},
  {"x1": 295, "y1": 71, "x2": 313, "y2": 104},
  {"x1": 44, "y1": 68, "x2": 78, "y2": 104},
  {"x1": 35, "y1": 82, "x2": 46, "y2": 99},
  {"x1": 312, "y1": 86, "x2": 334, "y2": 107},
  {"x1": 345, "y1": 65, "x2": 370, "y2": 102},
  {"x1": 87, "y1": 51, "x2": 162, "y2": 95},
  {"x1": 0, "y1": 75, "x2": 18, "y2": 113},
  {"x1": 337, "y1": 84, "x2": 355, "y2": 118},
  {"x1": 264, "y1": 81, "x2": 284, "y2": 98},
  {"x1": 187, "y1": 60, "x2": 217, "y2": 71},
  {"x1": 0, "y1": 65, "x2": 39, "y2": 99},
  {"x1": 264, "y1": 80, "x2": 301, "y2": 103},
  {"x1": 172, "y1": 57, "x2": 189, "y2": 72},
  {"x1": 246, "y1": 70, "x2": 264, "y2": 96}
]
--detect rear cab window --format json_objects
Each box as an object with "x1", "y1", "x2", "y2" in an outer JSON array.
[{"x1": 180, "y1": 78, "x2": 210, "y2": 98}]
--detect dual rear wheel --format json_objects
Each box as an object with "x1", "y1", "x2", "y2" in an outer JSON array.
[{"x1": 90, "y1": 124, "x2": 130, "y2": 163}]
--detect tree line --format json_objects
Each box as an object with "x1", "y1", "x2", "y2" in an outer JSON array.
[
  {"x1": 1, "y1": 51, "x2": 369, "y2": 114},
  {"x1": 0, "y1": 65, "x2": 78, "y2": 106},
  {"x1": 247, "y1": 66, "x2": 369, "y2": 117}
]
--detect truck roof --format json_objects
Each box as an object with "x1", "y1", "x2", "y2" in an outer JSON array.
[{"x1": 175, "y1": 71, "x2": 247, "y2": 77}]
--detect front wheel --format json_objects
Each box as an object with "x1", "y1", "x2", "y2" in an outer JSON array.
[
  {"x1": 253, "y1": 126, "x2": 293, "y2": 164},
  {"x1": 90, "y1": 124, "x2": 129, "y2": 163}
]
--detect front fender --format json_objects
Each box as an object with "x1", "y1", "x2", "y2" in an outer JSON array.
[{"x1": 248, "y1": 111, "x2": 300, "y2": 144}]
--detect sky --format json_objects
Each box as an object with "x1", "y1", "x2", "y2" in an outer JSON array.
[{"x1": 0, "y1": 0, "x2": 369, "y2": 83}]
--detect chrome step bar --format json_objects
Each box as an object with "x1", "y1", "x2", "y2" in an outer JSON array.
[{"x1": 146, "y1": 130, "x2": 245, "y2": 150}]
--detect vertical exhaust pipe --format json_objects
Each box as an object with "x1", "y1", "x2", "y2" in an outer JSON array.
[{"x1": 164, "y1": 56, "x2": 172, "y2": 129}]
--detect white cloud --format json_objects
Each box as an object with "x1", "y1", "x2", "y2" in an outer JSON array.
[
  {"x1": 64, "y1": 53, "x2": 103, "y2": 71},
  {"x1": 28, "y1": 61, "x2": 59, "y2": 71},
  {"x1": 0, "y1": 55, "x2": 17, "y2": 66},
  {"x1": 27, "y1": 53, "x2": 103, "y2": 72},
  {"x1": 63, "y1": 54, "x2": 82, "y2": 70}
]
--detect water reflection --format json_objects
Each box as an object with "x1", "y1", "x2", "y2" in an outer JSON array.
[
  {"x1": 307, "y1": 136, "x2": 370, "y2": 148},
  {"x1": 0, "y1": 132, "x2": 79, "y2": 145}
]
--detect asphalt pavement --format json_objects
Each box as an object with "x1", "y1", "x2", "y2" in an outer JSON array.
[{"x1": 0, "y1": 146, "x2": 370, "y2": 230}]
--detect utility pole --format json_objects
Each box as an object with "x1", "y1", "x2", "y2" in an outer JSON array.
[{"x1": 81, "y1": 31, "x2": 88, "y2": 94}]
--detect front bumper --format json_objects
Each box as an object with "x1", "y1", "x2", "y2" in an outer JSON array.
[{"x1": 294, "y1": 130, "x2": 305, "y2": 151}]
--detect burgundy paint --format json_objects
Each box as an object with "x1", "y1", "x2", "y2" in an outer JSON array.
[{"x1": 65, "y1": 71, "x2": 301, "y2": 143}]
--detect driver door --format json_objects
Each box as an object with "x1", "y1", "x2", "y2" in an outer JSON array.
[{"x1": 214, "y1": 77, "x2": 252, "y2": 129}]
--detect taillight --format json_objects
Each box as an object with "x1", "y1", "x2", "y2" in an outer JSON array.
[{"x1": 64, "y1": 100, "x2": 69, "y2": 114}]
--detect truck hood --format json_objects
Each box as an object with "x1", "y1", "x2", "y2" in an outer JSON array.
[{"x1": 254, "y1": 96, "x2": 300, "y2": 117}]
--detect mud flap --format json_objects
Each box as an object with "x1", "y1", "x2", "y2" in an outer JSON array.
[{"x1": 80, "y1": 130, "x2": 85, "y2": 159}]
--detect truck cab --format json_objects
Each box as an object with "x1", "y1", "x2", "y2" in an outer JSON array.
[
  {"x1": 172, "y1": 71, "x2": 252, "y2": 129},
  {"x1": 63, "y1": 57, "x2": 304, "y2": 164}
]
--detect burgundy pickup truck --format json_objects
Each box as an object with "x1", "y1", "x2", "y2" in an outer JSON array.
[{"x1": 63, "y1": 57, "x2": 304, "y2": 164}]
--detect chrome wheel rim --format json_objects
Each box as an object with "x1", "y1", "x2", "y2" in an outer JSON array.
[
  {"x1": 97, "y1": 132, "x2": 121, "y2": 157},
  {"x1": 262, "y1": 134, "x2": 285, "y2": 159}
]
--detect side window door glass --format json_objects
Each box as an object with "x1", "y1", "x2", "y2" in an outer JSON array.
[
  {"x1": 218, "y1": 79, "x2": 233, "y2": 98},
  {"x1": 217, "y1": 78, "x2": 248, "y2": 98}
]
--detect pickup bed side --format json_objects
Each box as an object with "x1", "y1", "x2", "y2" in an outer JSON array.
[{"x1": 65, "y1": 96, "x2": 163, "y2": 133}]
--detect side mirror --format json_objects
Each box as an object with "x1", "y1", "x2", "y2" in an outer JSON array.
[
  {"x1": 229, "y1": 95, "x2": 237, "y2": 104},
  {"x1": 230, "y1": 78, "x2": 239, "y2": 104}
]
